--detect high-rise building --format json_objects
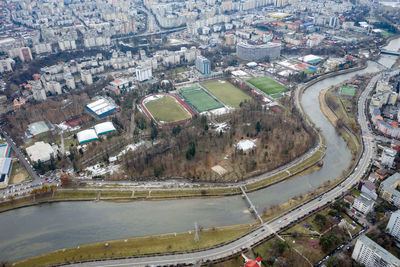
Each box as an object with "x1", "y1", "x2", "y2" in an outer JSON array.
[
  {"x1": 236, "y1": 42, "x2": 281, "y2": 62},
  {"x1": 352, "y1": 236, "x2": 400, "y2": 267},
  {"x1": 195, "y1": 55, "x2": 211, "y2": 74},
  {"x1": 65, "y1": 74, "x2": 76, "y2": 89},
  {"x1": 387, "y1": 210, "x2": 400, "y2": 240},
  {"x1": 136, "y1": 65, "x2": 152, "y2": 82},
  {"x1": 19, "y1": 47, "x2": 33, "y2": 62},
  {"x1": 81, "y1": 70, "x2": 93, "y2": 85}
]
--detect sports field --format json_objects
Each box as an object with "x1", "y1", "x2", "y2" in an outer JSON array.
[
  {"x1": 180, "y1": 85, "x2": 200, "y2": 92},
  {"x1": 339, "y1": 86, "x2": 357, "y2": 97},
  {"x1": 247, "y1": 76, "x2": 288, "y2": 99},
  {"x1": 181, "y1": 88, "x2": 223, "y2": 113},
  {"x1": 144, "y1": 95, "x2": 191, "y2": 123},
  {"x1": 200, "y1": 80, "x2": 251, "y2": 108}
]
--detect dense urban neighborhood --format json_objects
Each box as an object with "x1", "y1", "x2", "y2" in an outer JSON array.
[{"x1": 1, "y1": 0, "x2": 400, "y2": 266}]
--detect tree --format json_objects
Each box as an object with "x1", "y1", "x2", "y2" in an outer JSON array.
[
  {"x1": 314, "y1": 214, "x2": 327, "y2": 230},
  {"x1": 186, "y1": 141, "x2": 196, "y2": 160},
  {"x1": 320, "y1": 233, "x2": 341, "y2": 253},
  {"x1": 60, "y1": 173, "x2": 72, "y2": 187},
  {"x1": 255, "y1": 121, "x2": 261, "y2": 134},
  {"x1": 326, "y1": 256, "x2": 339, "y2": 267}
]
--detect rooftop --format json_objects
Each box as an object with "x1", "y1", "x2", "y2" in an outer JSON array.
[{"x1": 358, "y1": 236, "x2": 400, "y2": 266}]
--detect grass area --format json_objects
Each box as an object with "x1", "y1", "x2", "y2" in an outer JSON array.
[
  {"x1": 381, "y1": 30, "x2": 394, "y2": 38},
  {"x1": 145, "y1": 95, "x2": 191, "y2": 123},
  {"x1": 53, "y1": 190, "x2": 98, "y2": 200},
  {"x1": 15, "y1": 223, "x2": 258, "y2": 267},
  {"x1": 176, "y1": 66, "x2": 189, "y2": 73},
  {"x1": 9, "y1": 161, "x2": 30, "y2": 184},
  {"x1": 200, "y1": 79, "x2": 251, "y2": 108},
  {"x1": 180, "y1": 88, "x2": 223, "y2": 113},
  {"x1": 247, "y1": 76, "x2": 288, "y2": 97},
  {"x1": 100, "y1": 191, "x2": 132, "y2": 198}
]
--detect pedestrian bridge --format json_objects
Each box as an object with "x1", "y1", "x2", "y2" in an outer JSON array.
[
  {"x1": 381, "y1": 49, "x2": 400, "y2": 56},
  {"x1": 240, "y1": 186, "x2": 263, "y2": 223}
]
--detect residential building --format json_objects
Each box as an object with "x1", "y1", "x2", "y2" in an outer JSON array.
[
  {"x1": 380, "y1": 173, "x2": 400, "y2": 207},
  {"x1": 386, "y1": 210, "x2": 400, "y2": 240},
  {"x1": 195, "y1": 55, "x2": 211, "y2": 75},
  {"x1": 381, "y1": 147, "x2": 397, "y2": 168},
  {"x1": 0, "y1": 59, "x2": 14, "y2": 73},
  {"x1": 361, "y1": 180, "x2": 378, "y2": 200},
  {"x1": 81, "y1": 70, "x2": 93, "y2": 85},
  {"x1": 353, "y1": 193, "x2": 375, "y2": 214},
  {"x1": 136, "y1": 65, "x2": 152, "y2": 82},
  {"x1": 352, "y1": 236, "x2": 400, "y2": 267},
  {"x1": 19, "y1": 47, "x2": 33, "y2": 62}
]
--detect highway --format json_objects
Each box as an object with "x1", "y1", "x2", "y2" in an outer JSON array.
[{"x1": 68, "y1": 69, "x2": 399, "y2": 267}]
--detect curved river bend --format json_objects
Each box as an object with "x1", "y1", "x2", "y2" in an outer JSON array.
[{"x1": 0, "y1": 40, "x2": 399, "y2": 262}]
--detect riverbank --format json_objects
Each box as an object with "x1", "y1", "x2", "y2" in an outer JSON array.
[{"x1": 14, "y1": 223, "x2": 259, "y2": 267}]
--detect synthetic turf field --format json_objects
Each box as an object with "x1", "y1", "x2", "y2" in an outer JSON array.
[
  {"x1": 144, "y1": 95, "x2": 191, "y2": 123},
  {"x1": 180, "y1": 88, "x2": 223, "y2": 113},
  {"x1": 247, "y1": 76, "x2": 288, "y2": 99},
  {"x1": 200, "y1": 80, "x2": 251, "y2": 108},
  {"x1": 339, "y1": 86, "x2": 357, "y2": 97}
]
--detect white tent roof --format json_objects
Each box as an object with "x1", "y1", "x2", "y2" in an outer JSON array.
[
  {"x1": 94, "y1": 121, "x2": 116, "y2": 135},
  {"x1": 77, "y1": 129, "x2": 98, "y2": 144}
]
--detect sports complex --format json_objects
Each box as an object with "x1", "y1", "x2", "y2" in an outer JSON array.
[
  {"x1": 140, "y1": 93, "x2": 194, "y2": 127},
  {"x1": 247, "y1": 76, "x2": 288, "y2": 99},
  {"x1": 140, "y1": 80, "x2": 253, "y2": 127}
]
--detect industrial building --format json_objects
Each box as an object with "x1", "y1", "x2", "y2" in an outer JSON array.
[
  {"x1": 236, "y1": 42, "x2": 281, "y2": 62},
  {"x1": 26, "y1": 141, "x2": 56, "y2": 162},
  {"x1": 86, "y1": 97, "x2": 119, "y2": 118},
  {"x1": 195, "y1": 55, "x2": 211, "y2": 74},
  {"x1": 26, "y1": 121, "x2": 53, "y2": 139},
  {"x1": 136, "y1": 65, "x2": 152, "y2": 82},
  {"x1": 94, "y1": 122, "x2": 116, "y2": 136},
  {"x1": 352, "y1": 236, "x2": 400, "y2": 267},
  {"x1": 77, "y1": 129, "x2": 98, "y2": 144}
]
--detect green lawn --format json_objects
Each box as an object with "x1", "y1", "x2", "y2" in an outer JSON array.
[
  {"x1": 181, "y1": 88, "x2": 223, "y2": 113},
  {"x1": 200, "y1": 80, "x2": 251, "y2": 108},
  {"x1": 179, "y1": 85, "x2": 200, "y2": 92},
  {"x1": 247, "y1": 76, "x2": 288, "y2": 98},
  {"x1": 145, "y1": 95, "x2": 191, "y2": 123}
]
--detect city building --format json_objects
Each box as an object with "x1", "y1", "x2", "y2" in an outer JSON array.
[
  {"x1": 380, "y1": 173, "x2": 400, "y2": 207},
  {"x1": 77, "y1": 129, "x2": 98, "y2": 144},
  {"x1": 236, "y1": 42, "x2": 281, "y2": 62},
  {"x1": 136, "y1": 65, "x2": 152, "y2": 82},
  {"x1": 86, "y1": 97, "x2": 119, "y2": 118},
  {"x1": 26, "y1": 141, "x2": 56, "y2": 163},
  {"x1": 352, "y1": 236, "x2": 400, "y2": 267},
  {"x1": 353, "y1": 193, "x2": 375, "y2": 214},
  {"x1": 361, "y1": 180, "x2": 378, "y2": 200},
  {"x1": 19, "y1": 47, "x2": 33, "y2": 62},
  {"x1": 26, "y1": 121, "x2": 52, "y2": 139},
  {"x1": 386, "y1": 210, "x2": 400, "y2": 240},
  {"x1": 81, "y1": 70, "x2": 93, "y2": 85},
  {"x1": 381, "y1": 147, "x2": 397, "y2": 168},
  {"x1": 65, "y1": 75, "x2": 76, "y2": 89},
  {"x1": 94, "y1": 122, "x2": 116, "y2": 136},
  {"x1": 195, "y1": 55, "x2": 211, "y2": 75},
  {"x1": 0, "y1": 158, "x2": 12, "y2": 189},
  {"x1": 0, "y1": 59, "x2": 14, "y2": 73}
]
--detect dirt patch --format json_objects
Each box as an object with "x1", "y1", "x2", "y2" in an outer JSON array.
[{"x1": 10, "y1": 173, "x2": 26, "y2": 184}]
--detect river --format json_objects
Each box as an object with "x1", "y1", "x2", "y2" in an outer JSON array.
[{"x1": 0, "y1": 38, "x2": 399, "y2": 263}]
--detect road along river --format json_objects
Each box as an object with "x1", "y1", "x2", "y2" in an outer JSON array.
[{"x1": 0, "y1": 39, "x2": 399, "y2": 262}]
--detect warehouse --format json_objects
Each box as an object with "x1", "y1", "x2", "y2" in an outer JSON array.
[
  {"x1": 86, "y1": 98, "x2": 119, "y2": 118},
  {"x1": 0, "y1": 158, "x2": 12, "y2": 188},
  {"x1": 26, "y1": 141, "x2": 56, "y2": 162},
  {"x1": 94, "y1": 121, "x2": 116, "y2": 136},
  {"x1": 77, "y1": 129, "x2": 98, "y2": 144}
]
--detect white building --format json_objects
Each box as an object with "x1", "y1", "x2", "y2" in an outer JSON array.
[
  {"x1": 26, "y1": 141, "x2": 56, "y2": 162},
  {"x1": 65, "y1": 75, "x2": 76, "y2": 89},
  {"x1": 353, "y1": 193, "x2": 375, "y2": 215},
  {"x1": 47, "y1": 81, "x2": 62, "y2": 95},
  {"x1": 352, "y1": 236, "x2": 400, "y2": 267},
  {"x1": 81, "y1": 70, "x2": 93, "y2": 85},
  {"x1": 77, "y1": 129, "x2": 98, "y2": 144},
  {"x1": 381, "y1": 147, "x2": 397, "y2": 168},
  {"x1": 387, "y1": 210, "x2": 400, "y2": 240},
  {"x1": 136, "y1": 65, "x2": 152, "y2": 82},
  {"x1": 0, "y1": 58, "x2": 14, "y2": 73}
]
